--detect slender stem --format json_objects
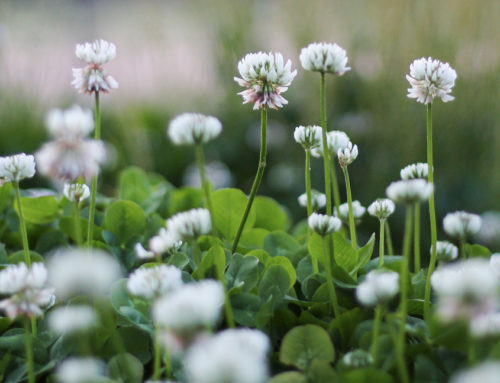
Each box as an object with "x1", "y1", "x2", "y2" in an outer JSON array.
[
  {"x1": 342, "y1": 167, "x2": 357, "y2": 249},
  {"x1": 14, "y1": 182, "x2": 30, "y2": 267},
  {"x1": 164, "y1": 343, "x2": 172, "y2": 379},
  {"x1": 216, "y1": 266, "x2": 235, "y2": 328},
  {"x1": 385, "y1": 220, "x2": 394, "y2": 256},
  {"x1": 388, "y1": 313, "x2": 410, "y2": 383},
  {"x1": 192, "y1": 240, "x2": 202, "y2": 269},
  {"x1": 195, "y1": 144, "x2": 215, "y2": 229},
  {"x1": 460, "y1": 238, "x2": 466, "y2": 260},
  {"x1": 320, "y1": 73, "x2": 333, "y2": 216},
  {"x1": 378, "y1": 219, "x2": 385, "y2": 267},
  {"x1": 424, "y1": 102, "x2": 438, "y2": 320},
  {"x1": 371, "y1": 304, "x2": 383, "y2": 363},
  {"x1": 73, "y1": 201, "x2": 82, "y2": 247},
  {"x1": 24, "y1": 318, "x2": 35, "y2": 383},
  {"x1": 231, "y1": 107, "x2": 267, "y2": 253},
  {"x1": 322, "y1": 236, "x2": 340, "y2": 317},
  {"x1": 304, "y1": 149, "x2": 319, "y2": 274},
  {"x1": 330, "y1": 163, "x2": 342, "y2": 217},
  {"x1": 87, "y1": 92, "x2": 101, "y2": 248},
  {"x1": 153, "y1": 330, "x2": 161, "y2": 380},
  {"x1": 414, "y1": 202, "x2": 421, "y2": 271},
  {"x1": 468, "y1": 338, "x2": 476, "y2": 365}
]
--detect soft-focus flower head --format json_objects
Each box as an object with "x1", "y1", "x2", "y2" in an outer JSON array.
[
  {"x1": 337, "y1": 200, "x2": 366, "y2": 224},
  {"x1": 356, "y1": 270, "x2": 399, "y2": 307},
  {"x1": 63, "y1": 183, "x2": 90, "y2": 203},
  {"x1": 451, "y1": 362, "x2": 500, "y2": 383},
  {"x1": 134, "y1": 243, "x2": 155, "y2": 260},
  {"x1": 400, "y1": 162, "x2": 429, "y2": 180},
  {"x1": 166, "y1": 208, "x2": 211, "y2": 241},
  {"x1": 168, "y1": 113, "x2": 222, "y2": 145},
  {"x1": 341, "y1": 349, "x2": 374, "y2": 369},
  {"x1": 386, "y1": 179, "x2": 433, "y2": 204},
  {"x1": 308, "y1": 213, "x2": 342, "y2": 236},
  {"x1": 293, "y1": 125, "x2": 322, "y2": 150},
  {"x1": 475, "y1": 211, "x2": 500, "y2": 248},
  {"x1": 149, "y1": 228, "x2": 183, "y2": 255},
  {"x1": 184, "y1": 329, "x2": 270, "y2": 383},
  {"x1": 183, "y1": 161, "x2": 234, "y2": 189},
  {"x1": 298, "y1": 189, "x2": 326, "y2": 211},
  {"x1": 48, "y1": 305, "x2": 97, "y2": 335},
  {"x1": 434, "y1": 240, "x2": 458, "y2": 262},
  {"x1": 469, "y1": 312, "x2": 500, "y2": 339},
  {"x1": 311, "y1": 130, "x2": 350, "y2": 158},
  {"x1": 46, "y1": 106, "x2": 94, "y2": 140},
  {"x1": 127, "y1": 265, "x2": 183, "y2": 300},
  {"x1": 490, "y1": 253, "x2": 500, "y2": 279},
  {"x1": 406, "y1": 57, "x2": 457, "y2": 104},
  {"x1": 234, "y1": 52, "x2": 297, "y2": 110},
  {"x1": 368, "y1": 198, "x2": 395, "y2": 220},
  {"x1": 300, "y1": 42, "x2": 351, "y2": 75},
  {"x1": 443, "y1": 211, "x2": 482, "y2": 239},
  {"x1": 57, "y1": 357, "x2": 106, "y2": 383},
  {"x1": 0, "y1": 153, "x2": 36, "y2": 182},
  {"x1": 337, "y1": 141, "x2": 358, "y2": 167},
  {"x1": 75, "y1": 39, "x2": 116, "y2": 64}
]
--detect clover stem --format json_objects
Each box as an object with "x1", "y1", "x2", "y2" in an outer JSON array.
[
  {"x1": 460, "y1": 237, "x2": 466, "y2": 260},
  {"x1": 14, "y1": 182, "x2": 30, "y2": 267},
  {"x1": 414, "y1": 202, "x2": 421, "y2": 271},
  {"x1": 330, "y1": 161, "x2": 341, "y2": 217},
  {"x1": 305, "y1": 149, "x2": 319, "y2": 274},
  {"x1": 73, "y1": 200, "x2": 83, "y2": 247},
  {"x1": 195, "y1": 143, "x2": 215, "y2": 231},
  {"x1": 341, "y1": 166, "x2": 357, "y2": 249},
  {"x1": 320, "y1": 73, "x2": 332, "y2": 216},
  {"x1": 370, "y1": 304, "x2": 383, "y2": 364},
  {"x1": 378, "y1": 219, "x2": 385, "y2": 267},
  {"x1": 385, "y1": 220, "x2": 394, "y2": 256},
  {"x1": 24, "y1": 318, "x2": 35, "y2": 383},
  {"x1": 87, "y1": 91, "x2": 101, "y2": 248},
  {"x1": 153, "y1": 329, "x2": 162, "y2": 380},
  {"x1": 322, "y1": 236, "x2": 340, "y2": 317}
]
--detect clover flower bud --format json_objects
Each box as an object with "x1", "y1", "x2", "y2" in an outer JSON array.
[
  {"x1": 311, "y1": 130, "x2": 350, "y2": 158},
  {"x1": 0, "y1": 153, "x2": 36, "y2": 182},
  {"x1": 168, "y1": 113, "x2": 222, "y2": 145},
  {"x1": 63, "y1": 183, "x2": 90, "y2": 203},
  {"x1": 400, "y1": 162, "x2": 429, "y2": 180},
  {"x1": 337, "y1": 142, "x2": 358, "y2": 167},
  {"x1": 368, "y1": 198, "x2": 395, "y2": 220},
  {"x1": 386, "y1": 179, "x2": 433, "y2": 204},
  {"x1": 300, "y1": 42, "x2": 351, "y2": 75},
  {"x1": 298, "y1": 190, "x2": 326, "y2": 211},
  {"x1": 293, "y1": 125, "x2": 322, "y2": 150},
  {"x1": 337, "y1": 200, "x2": 366, "y2": 224},
  {"x1": 308, "y1": 213, "x2": 342, "y2": 236},
  {"x1": 127, "y1": 265, "x2": 183, "y2": 300},
  {"x1": 443, "y1": 211, "x2": 482, "y2": 239},
  {"x1": 356, "y1": 270, "x2": 399, "y2": 307},
  {"x1": 149, "y1": 228, "x2": 182, "y2": 255},
  {"x1": 166, "y1": 208, "x2": 211, "y2": 241},
  {"x1": 434, "y1": 240, "x2": 458, "y2": 262}
]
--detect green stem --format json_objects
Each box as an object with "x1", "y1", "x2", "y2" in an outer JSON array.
[
  {"x1": 305, "y1": 149, "x2": 319, "y2": 274},
  {"x1": 216, "y1": 266, "x2": 235, "y2": 328},
  {"x1": 14, "y1": 182, "x2": 30, "y2": 267},
  {"x1": 378, "y1": 219, "x2": 385, "y2": 267},
  {"x1": 385, "y1": 220, "x2": 394, "y2": 256},
  {"x1": 164, "y1": 343, "x2": 172, "y2": 379},
  {"x1": 24, "y1": 318, "x2": 35, "y2": 383},
  {"x1": 460, "y1": 238, "x2": 466, "y2": 260},
  {"x1": 468, "y1": 338, "x2": 476, "y2": 365},
  {"x1": 73, "y1": 200, "x2": 83, "y2": 247},
  {"x1": 424, "y1": 102, "x2": 438, "y2": 321},
  {"x1": 322, "y1": 236, "x2": 340, "y2": 317},
  {"x1": 231, "y1": 107, "x2": 267, "y2": 253},
  {"x1": 192, "y1": 240, "x2": 202, "y2": 269},
  {"x1": 87, "y1": 92, "x2": 101, "y2": 248},
  {"x1": 414, "y1": 202, "x2": 421, "y2": 271},
  {"x1": 320, "y1": 73, "x2": 333, "y2": 216},
  {"x1": 342, "y1": 167, "x2": 357, "y2": 249},
  {"x1": 388, "y1": 313, "x2": 410, "y2": 383},
  {"x1": 153, "y1": 330, "x2": 161, "y2": 380},
  {"x1": 195, "y1": 144, "x2": 215, "y2": 229},
  {"x1": 330, "y1": 162, "x2": 341, "y2": 217},
  {"x1": 371, "y1": 304, "x2": 383, "y2": 363}
]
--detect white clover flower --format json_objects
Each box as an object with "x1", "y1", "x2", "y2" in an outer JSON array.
[
  {"x1": 337, "y1": 200, "x2": 366, "y2": 224},
  {"x1": 308, "y1": 213, "x2": 342, "y2": 236},
  {"x1": 72, "y1": 39, "x2": 118, "y2": 95},
  {"x1": 356, "y1": 270, "x2": 399, "y2": 307},
  {"x1": 386, "y1": 179, "x2": 433, "y2": 204},
  {"x1": 298, "y1": 190, "x2": 326, "y2": 211},
  {"x1": 400, "y1": 162, "x2": 429, "y2": 180},
  {"x1": 443, "y1": 211, "x2": 482, "y2": 239},
  {"x1": 46, "y1": 106, "x2": 94, "y2": 140},
  {"x1": 406, "y1": 57, "x2": 457, "y2": 104},
  {"x1": 475, "y1": 211, "x2": 500, "y2": 247},
  {"x1": 451, "y1": 362, "x2": 500, "y2": 383},
  {"x1": 48, "y1": 305, "x2": 97, "y2": 335},
  {"x1": 48, "y1": 249, "x2": 122, "y2": 299},
  {"x1": 469, "y1": 313, "x2": 500, "y2": 338},
  {"x1": 312, "y1": 130, "x2": 350, "y2": 158},
  {"x1": 0, "y1": 262, "x2": 54, "y2": 319},
  {"x1": 434, "y1": 240, "x2": 458, "y2": 262},
  {"x1": 431, "y1": 259, "x2": 498, "y2": 321},
  {"x1": 184, "y1": 329, "x2": 270, "y2": 383},
  {"x1": 183, "y1": 161, "x2": 234, "y2": 189},
  {"x1": 134, "y1": 243, "x2": 155, "y2": 260},
  {"x1": 0, "y1": 153, "x2": 36, "y2": 182},
  {"x1": 127, "y1": 265, "x2": 183, "y2": 300},
  {"x1": 168, "y1": 113, "x2": 222, "y2": 146},
  {"x1": 337, "y1": 141, "x2": 358, "y2": 167},
  {"x1": 57, "y1": 358, "x2": 106, "y2": 383},
  {"x1": 153, "y1": 280, "x2": 224, "y2": 332},
  {"x1": 293, "y1": 125, "x2": 322, "y2": 150},
  {"x1": 342, "y1": 350, "x2": 374, "y2": 369},
  {"x1": 490, "y1": 253, "x2": 500, "y2": 279},
  {"x1": 300, "y1": 42, "x2": 351, "y2": 75},
  {"x1": 166, "y1": 208, "x2": 211, "y2": 241},
  {"x1": 368, "y1": 198, "x2": 395, "y2": 220},
  {"x1": 234, "y1": 52, "x2": 297, "y2": 110},
  {"x1": 63, "y1": 183, "x2": 90, "y2": 203},
  {"x1": 149, "y1": 228, "x2": 183, "y2": 255}
]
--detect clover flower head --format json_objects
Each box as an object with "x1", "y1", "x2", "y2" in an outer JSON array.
[
  {"x1": 234, "y1": 52, "x2": 297, "y2": 110},
  {"x1": 48, "y1": 305, "x2": 97, "y2": 335},
  {"x1": 57, "y1": 358, "x2": 106, "y2": 383},
  {"x1": 46, "y1": 106, "x2": 94, "y2": 140},
  {"x1": 75, "y1": 39, "x2": 116, "y2": 65},
  {"x1": 63, "y1": 183, "x2": 90, "y2": 203},
  {"x1": 368, "y1": 198, "x2": 395, "y2": 220},
  {"x1": 134, "y1": 243, "x2": 155, "y2": 260},
  {"x1": 434, "y1": 240, "x2": 458, "y2": 262},
  {"x1": 184, "y1": 329, "x2": 270, "y2": 383},
  {"x1": 298, "y1": 189, "x2": 326, "y2": 211},
  {"x1": 168, "y1": 113, "x2": 222, "y2": 145},
  {"x1": 337, "y1": 141, "x2": 358, "y2": 167},
  {"x1": 183, "y1": 161, "x2": 234, "y2": 189},
  {"x1": 312, "y1": 130, "x2": 350, "y2": 158},
  {"x1": 127, "y1": 265, "x2": 183, "y2": 300},
  {"x1": 342, "y1": 350, "x2": 374, "y2": 369},
  {"x1": 475, "y1": 211, "x2": 500, "y2": 248},
  {"x1": 400, "y1": 162, "x2": 429, "y2": 180},
  {"x1": 406, "y1": 57, "x2": 457, "y2": 104},
  {"x1": 451, "y1": 362, "x2": 500, "y2": 383},
  {"x1": 293, "y1": 125, "x2": 322, "y2": 150},
  {"x1": 300, "y1": 42, "x2": 351, "y2": 75},
  {"x1": 166, "y1": 208, "x2": 211, "y2": 241},
  {"x1": 337, "y1": 200, "x2": 366, "y2": 224},
  {"x1": 149, "y1": 228, "x2": 183, "y2": 255},
  {"x1": 356, "y1": 270, "x2": 399, "y2": 307},
  {"x1": 308, "y1": 213, "x2": 342, "y2": 236},
  {"x1": 469, "y1": 312, "x2": 500, "y2": 339},
  {"x1": 386, "y1": 179, "x2": 433, "y2": 204},
  {"x1": 443, "y1": 211, "x2": 482, "y2": 239},
  {"x1": 490, "y1": 253, "x2": 500, "y2": 279},
  {"x1": 0, "y1": 153, "x2": 36, "y2": 182}
]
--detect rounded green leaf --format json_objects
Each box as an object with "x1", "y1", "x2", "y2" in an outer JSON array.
[
  {"x1": 168, "y1": 187, "x2": 203, "y2": 216},
  {"x1": 265, "y1": 256, "x2": 296, "y2": 288},
  {"x1": 105, "y1": 200, "x2": 146, "y2": 244},
  {"x1": 212, "y1": 188, "x2": 256, "y2": 239},
  {"x1": 253, "y1": 196, "x2": 289, "y2": 231},
  {"x1": 15, "y1": 196, "x2": 59, "y2": 224},
  {"x1": 108, "y1": 353, "x2": 143, "y2": 383},
  {"x1": 258, "y1": 265, "x2": 290, "y2": 309},
  {"x1": 119, "y1": 166, "x2": 152, "y2": 205}
]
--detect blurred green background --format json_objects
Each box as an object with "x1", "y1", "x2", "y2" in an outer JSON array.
[{"x1": 0, "y1": 0, "x2": 499, "y2": 252}]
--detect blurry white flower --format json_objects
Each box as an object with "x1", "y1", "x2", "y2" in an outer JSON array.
[
  {"x1": 149, "y1": 229, "x2": 183, "y2": 255},
  {"x1": 167, "y1": 208, "x2": 211, "y2": 241},
  {"x1": 293, "y1": 125, "x2": 322, "y2": 150},
  {"x1": 469, "y1": 312, "x2": 500, "y2": 338},
  {"x1": 443, "y1": 211, "x2": 482, "y2": 239},
  {"x1": 300, "y1": 42, "x2": 351, "y2": 75},
  {"x1": 312, "y1": 130, "x2": 350, "y2": 158},
  {"x1": 134, "y1": 243, "x2": 155, "y2": 260},
  {"x1": 0, "y1": 153, "x2": 36, "y2": 182},
  {"x1": 337, "y1": 200, "x2": 366, "y2": 224},
  {"x1": 48, "y1": 305, "x2": 97, "y2": 335},
  {"x1": 72, "y1": 39, "x2": 118, "y2": 95},
  {"x1": 476, "y1": 211, "x2": 500, "y2": 248},
  {"x1": 63, "y1": 183, "x2": 90, "y2": 203},
  {"x1": 46, "y1": 106, "x2": 94, "y2": 139},
  {"x1": 434, "y1": 241, "x2": 458, "y2": 262},
  {"x1": 183, "y1": 161, "x2": 234, "y2": 189},
  {"x1": 490, "y1": 253, "x2": 500, "y2": 278},
  {"x1": 400, "y1": 163, "x2": 429, "y2": 180},
  {"x1": 337, "y1": 142, "x2": 358, "y2": 167},
  {"x1": 308, "y1": 213, "x2": 342, "y2": 236},
  {"x1": 368, "y1": 199, "x2": 395, "y2": 220},
  {"x1": 0, "y1": 263, "x2": 54, "y2": 319},
  {"x1": 234, "y1": 52, "x2": 297, "y2": 110},
  {"x1": 168, "y1": 113, "x2": 222, "y2": 145},
  {"x1": 356, "y1": 270, "x2": 399, "y2": 307},
  {"x1": 57, "y1": 358, "x2": 105, "y2": 383},
  {"x1": 48, "y1": 249, "x2": 122, "y2": 299},
  {"x1": 184, "y1": 329, "x2": 270, "y2": 383},
  {"x1": 386, "y1": 179, "x2": 433, "y2": 204},
  {"x1": 431, "y1": 259, "x2": 498, "y2": 321},
  {"x1": 342, "y1": 350, "x2": 374, "y2": 368},
  {"x1": 298, "y1": 190, "x2": 326, "y2": 211},
  {"x1": 451, "y1": 362, "x2": 500, "y2": 383},
  {"x1": 127, "y1": 265, "x2": 183, "y2": 300},
  {"x1": 406, "y1": 57, "x2": 457, "y2": 104},
  {"x1": 153, "y1": 280, "x2": 224, "y2": 332}
]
